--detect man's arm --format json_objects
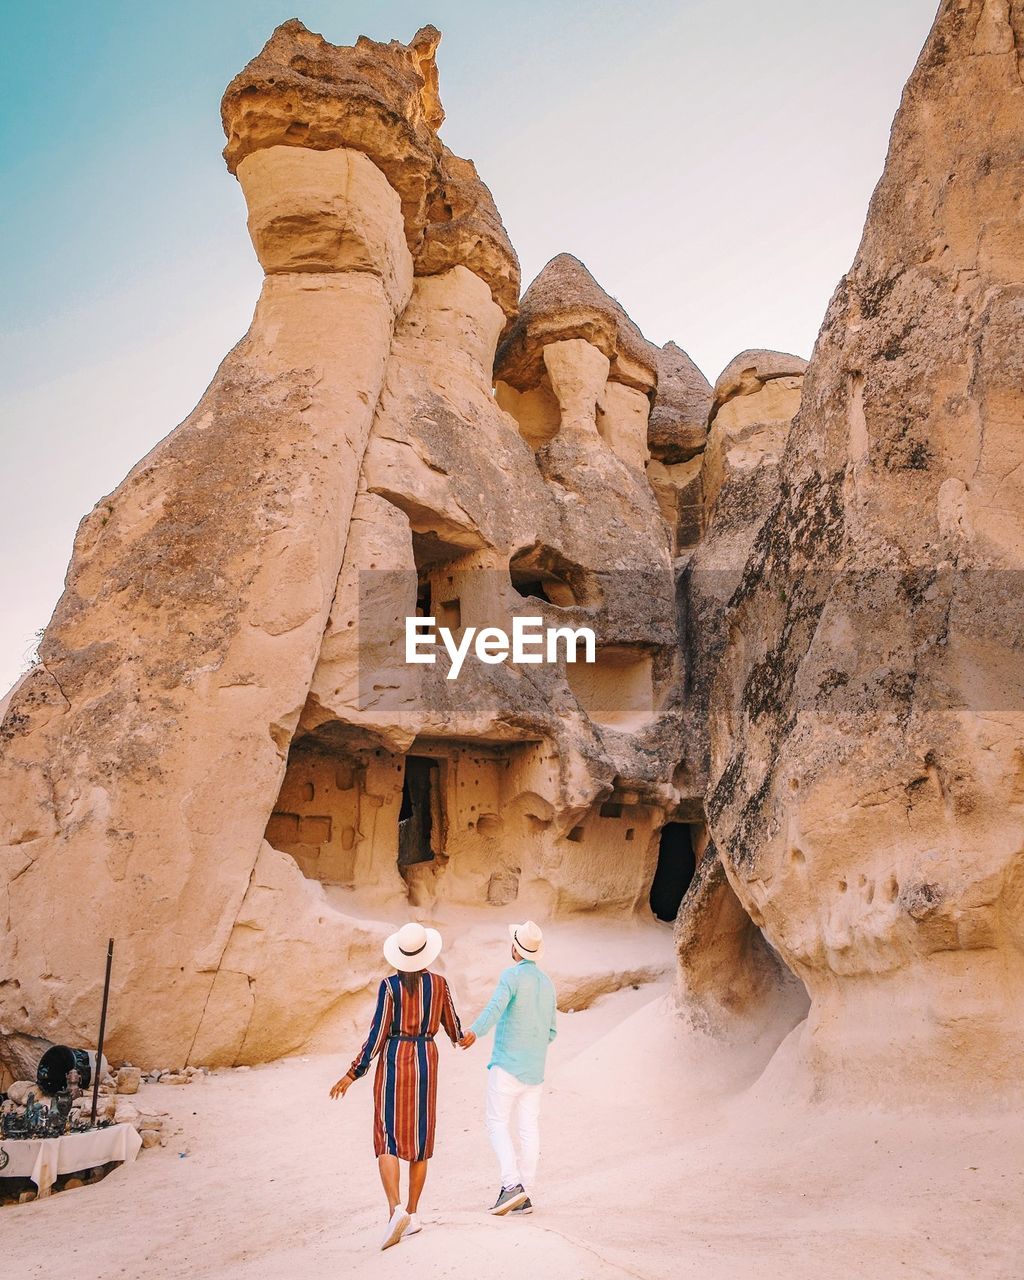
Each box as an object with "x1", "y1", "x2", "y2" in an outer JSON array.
[
  {"x1": 468, "y1": 970, "x2": 516, "y2": 1039},
  {"x1": 548, "y1": 994, "x2": 558, "y2": 1043}
]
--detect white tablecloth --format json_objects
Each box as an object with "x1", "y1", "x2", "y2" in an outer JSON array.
[{"x1": 0, "y1": 1122, "x2": 142, "y2": 1196}]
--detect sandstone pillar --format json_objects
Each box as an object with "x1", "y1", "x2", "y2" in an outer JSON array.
[{"x1": 0, "y1": 145, "x2": 411, "y2": 1067}]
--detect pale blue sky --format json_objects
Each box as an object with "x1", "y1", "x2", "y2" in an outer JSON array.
[{"x1": 0, "y1": 0, "x2": 938, "y2": 692}]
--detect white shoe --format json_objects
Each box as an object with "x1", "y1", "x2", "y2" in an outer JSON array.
[
  {"x1": 381, "y1": 1204, "x2": 410, "y2": 1250},
  {"x1": 405, "y1": 1213, "x2": 422, "y2": 1236}
]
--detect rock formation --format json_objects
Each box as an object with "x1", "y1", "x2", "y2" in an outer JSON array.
[
  {"x1": 0, "y1": 23, "x2": 701, "y2": 1070},
  {"x1": 1, "y1": 2, "x2": 1018, "y2": 1104},
  {"x1": 647, "y1": 341, "x2": 713, "y2": 553},
  {"x1": 674, "y1": 350, "x2": 810, "y2": 1037},
  {"x1": 706, "y1": 0, "x2": 1024, "y2": 1097}
]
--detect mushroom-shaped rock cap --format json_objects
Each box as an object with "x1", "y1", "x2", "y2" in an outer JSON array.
[
  {"x1": 495, "y1": 254, "x2": 658, "y2": 393},
  {"x1": 221, "y1": 20, "x2": 519, "y2": 318},
  {"x1": 648, "y1": 341, "x2": 712, "y2": 463},
  {"x1": 711, "y1": 349, "x2": 808, "y2": 417}
]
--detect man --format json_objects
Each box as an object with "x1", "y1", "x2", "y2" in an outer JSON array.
[{"x1": 460, "y1": 920, "x2": 557, "y2": 1215}]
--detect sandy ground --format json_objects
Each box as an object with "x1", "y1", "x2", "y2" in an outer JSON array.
[{"x1": 5, "y1": 974, "x2": 1023, "y2": 1279}]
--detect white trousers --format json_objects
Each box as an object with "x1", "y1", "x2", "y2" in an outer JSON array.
[{"x1": 484, "y1": 1066, "x2": 543, "y2": 1190}]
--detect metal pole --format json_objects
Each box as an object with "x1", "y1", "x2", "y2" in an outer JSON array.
[{"x1": 89, "y1": 938, "x2": 114, "y2": 1127}]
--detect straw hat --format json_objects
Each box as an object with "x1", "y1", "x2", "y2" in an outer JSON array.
[
  {"x1": 383, "y1": 921, "x2": 443, "y2": 973},
  {"x1": 508, "y1": 919, "x2": 544, "y2": 960}
]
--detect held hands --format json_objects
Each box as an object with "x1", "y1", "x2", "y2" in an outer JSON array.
[
  {"x1": 329, "y1": 1072, "x2": 355, "y2": 1099},
  {"x1": 458, "y1": 1031, "x2": 477, "y2": 1050}
]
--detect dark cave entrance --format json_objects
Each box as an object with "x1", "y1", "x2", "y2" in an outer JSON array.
[
  {"x1": 398, "y1": 755, "x2": 441, "y2": 869},
  {"x1": 649, "y1": 822, "x2": 699, "y2": 921},
  {"x1": 508, "y1": 544, "x2": 585, "y2": 607}
]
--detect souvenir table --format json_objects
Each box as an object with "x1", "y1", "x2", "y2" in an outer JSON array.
[{"x1": 0, "y1": 1121, "x2": 141, "y2": 1196}]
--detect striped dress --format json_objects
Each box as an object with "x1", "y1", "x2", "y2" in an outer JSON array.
[{"x1": 350, "y1": 971, "x2": 463, "y2": 1161}]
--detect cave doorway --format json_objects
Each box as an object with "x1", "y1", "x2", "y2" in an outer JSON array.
[
  {"x1": 398, "y1": 755, "x2": 441, "y2": 869},
  {"x1": 649, "y1": 822, "x2": 698, "y2": 921}
]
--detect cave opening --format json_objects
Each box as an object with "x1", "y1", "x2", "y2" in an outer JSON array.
[
  {"x1": 508, "y1": 545, "x2": 584, "y2": 607},
  {"x1": 413, "y1": 528, "x2": 467, "y2": 622},
  {"x1": 398, "y1": 755, "x2": 441, "y2": 869},
  {"x1": 511, "y1": 576, "x2": 554, "y2": 604},
  {"x1": 649, "y1": 822, "x2": 699, "y2": 921}
]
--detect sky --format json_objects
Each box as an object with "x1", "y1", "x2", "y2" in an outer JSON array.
[{"x1": 0, "y1": 0, "x2": 939, "y2": 694}]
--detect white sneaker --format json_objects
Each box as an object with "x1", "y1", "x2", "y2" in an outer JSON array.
[
  {"x1": 381, "y1": 1204, "x2": 410, "y2": 1250},
  {"x1": 405, "y1": 1213, "x2": 422, "y2": 1236}
]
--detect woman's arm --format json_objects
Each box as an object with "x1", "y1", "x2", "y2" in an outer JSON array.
[
  {"x1": 439, "y1": 976, "x2": 464, "y2": 1046},
  {"x1": 330, "y1": 978, "x2": 392, "y2": 1098}
]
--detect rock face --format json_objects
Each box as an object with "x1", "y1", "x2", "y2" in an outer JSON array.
[
  {"x1": 646, "y1": 341, "x2": 713, "y2": 554},
  {"x1": 222, "y1": 21, "x2": 520, "y2": 319},
  {"x1": 2, "y1": 5, "x2": 1016, "y2": 1101},
  {"x1": 648, "y1": 341, "x2": 713, "y2": 465},
  {"x1": 706, "y1": 0, "x2": 1024, "y2": 1097},
  {"x1": 0, "y1": 24, "x2": 702, "y2": 1069},
  {"x1": 670, "y1": 351, "x2": 808, "y2": 1036}
]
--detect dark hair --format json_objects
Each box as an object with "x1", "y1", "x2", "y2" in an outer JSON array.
[{"x1": 399, "y1": 970, "x2": 422, "y2": 995}]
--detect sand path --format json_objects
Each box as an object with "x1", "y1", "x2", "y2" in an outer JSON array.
[{"x1": 5, "y1": 980, "x2": 1022, "y2": 1279}]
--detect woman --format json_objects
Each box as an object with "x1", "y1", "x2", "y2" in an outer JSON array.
[{"x1": 330, "y1": 921, "x2": 463, "y2": 1250}]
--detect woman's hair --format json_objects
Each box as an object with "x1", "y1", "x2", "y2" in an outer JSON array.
[{"x1": 399, "y1": 969, "x2": 422, "y2": 994}]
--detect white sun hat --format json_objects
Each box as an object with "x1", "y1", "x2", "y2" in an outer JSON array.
[
  {"x1": 508, "y1": 919, "x2": 544, "y2": 960},
  {"x1": 383, "y1": 921, "x2": 443, "y2": 973}
]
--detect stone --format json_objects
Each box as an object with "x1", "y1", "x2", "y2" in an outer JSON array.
[
  {"x1": 139, "y1": 1129, "x2": 163, "y2": 1149},
  {"x1": 495, "y1": 253, "x2": 658, "y2": 393},
  {"x1": 158, "y1": 1073, "x2": 189, "y2": 1086},
  {"x1": 115, "y1": 1066, "x2": 141, "y2": 1094},
  {"x1": 222, "y1": 21, "x2": 519, "y2": 319},
  {"x1": 113, "y1": 1100, "x2": 140, "y2": 1124},
  {"x1": 678, "y1": 350, "x2": 806, "y2": 816},
  {"x1": 237, "y1": 146, "x2": 413, "y2": 311},
  {"x1": 0, "y1": 1034, "x2": 50, "y2": 1085},
  {"x1": 709, "y1": 348, "x2": 807, "y2": 420},
  {"x1": 90, "y1": 1095, "x2": 116, "y2": 1120},
  {"x1": 6, "y1": 1080, "x2": 38, "y2": 1106},
  {"x1": 705, "y1": 0, "x2": 1024, "y2": 1099},
  {"x1": 648, "y1": 341, "x2": 712, "y2": 465},
  {"x1": 701, "y1": 350, "x2": 805, "y2": 523}
]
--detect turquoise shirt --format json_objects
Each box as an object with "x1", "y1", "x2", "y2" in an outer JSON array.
[{"x1": 469, "y1": 959, "x2": 558, "y2": 1085}]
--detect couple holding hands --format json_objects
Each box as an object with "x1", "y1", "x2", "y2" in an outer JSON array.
[{"x1": 329, "y1": 918, "x2": 557, "y2": 1251}]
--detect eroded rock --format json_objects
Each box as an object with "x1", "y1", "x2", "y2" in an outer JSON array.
[
  {"x1": 0, "y1": 25, "x2": 692, "y2": 1068},
  {"x1": 648, "y1": 340, "x2": 712, "y2": 465},
  {"x1": 222, "y1": 21, "x2": 519, "y2": 318},
  {"x1": 706, "y1": 0, "x2": 1024, "y2": 1099}
]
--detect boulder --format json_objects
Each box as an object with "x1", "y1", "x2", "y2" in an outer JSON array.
[
  {"x1": 496, "y1": 253, "x2": 658, "y2": 393},
  {"x1": 113, "y1": 1100, "x2": 140, "y2": 1125},
  {"x1": 648, "y1": 341, "x2": 712, "y2": 464},
  {"x1": 6, "y1": 1080, "x2": 40, "y2": 1106},
  {"x1": 115, "y1": 1066, "x2": 141, "y2": 1095}
]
